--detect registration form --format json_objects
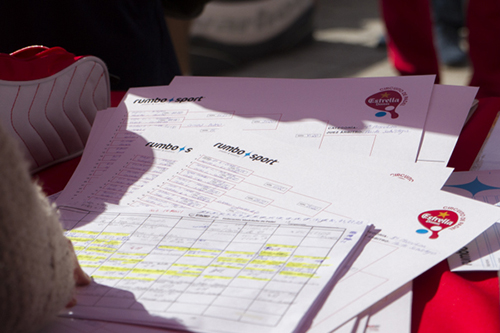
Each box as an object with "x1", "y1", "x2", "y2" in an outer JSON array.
[
  {"x1": 170, "y1": 76, "x2": 476, "y2": 165},
  {"x1": 59, "y1": 207, "x2": 369, "y2": 333},
  {"x1": 167, "y1": 75, "x2": 436, "y2": 162},
  {"x1": 58, "y1": 127, "x2": 452, "y2": 212}
]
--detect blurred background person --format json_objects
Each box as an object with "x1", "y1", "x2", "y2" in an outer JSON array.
[{"x1": 431, "y1": 0, "x2": 467, "y2": 67}]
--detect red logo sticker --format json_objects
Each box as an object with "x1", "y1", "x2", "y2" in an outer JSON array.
[
  {"x1": 417, "y1": 210, "x2": 459, "y2": 239},
  {"x1": 365, "y1": 90, "x2": 403, "y2": 119}
]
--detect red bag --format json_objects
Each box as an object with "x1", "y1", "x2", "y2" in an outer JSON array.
[{"x1": 0, "y1": 46, "x2": 110, "y2": 172}]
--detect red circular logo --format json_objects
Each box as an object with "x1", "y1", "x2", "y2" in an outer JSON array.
[
  {"x1": 365, "y1": 90, "x2": 402, "y2": 119},
  {"x1": 417, "y1": 210, "x2": 459, "y2": 239}
]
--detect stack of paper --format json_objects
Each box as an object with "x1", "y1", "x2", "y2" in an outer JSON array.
[{"x1": 50, "y1": 75, "x2": 500, "y2": 333}]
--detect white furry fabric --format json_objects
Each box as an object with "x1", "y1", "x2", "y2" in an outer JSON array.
[{"x1": 0, "y1": 122, "x2": 74, "y2": 333}]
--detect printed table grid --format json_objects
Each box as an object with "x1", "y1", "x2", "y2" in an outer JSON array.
[
  {"x1": 131, "y1": 155, "x2": 332, "y2": 218},
  {"x1": 63, "y1": 211, "x2": 346, "y2": 327}
]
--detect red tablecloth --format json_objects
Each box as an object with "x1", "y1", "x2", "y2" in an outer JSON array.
[{"x1": 33, "y1": 94, "x2": 500, "y2": 333}]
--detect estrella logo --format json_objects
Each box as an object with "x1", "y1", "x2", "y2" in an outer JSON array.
[
  {"x1": 365, "y1": 87, "x2": 408, "y2": 119},
  {"x1": 416, "y1": 209, "x2": 462, "y2": 239}
]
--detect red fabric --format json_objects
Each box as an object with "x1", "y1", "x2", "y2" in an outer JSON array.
[
  {"x1": 468, "y1": 0, "x2": 500, "y2": 98},
  {"x1": 0, "y1": 46, "x2": 82, "y2": 81},
  {"x1": 34, "y1": 96, "x2": 500, "y2": 332},
  {"x1": 110, "y1": 90, "x2": 126, "y2": 107},
  {"x1": 413, "y1": 262, "x2": 499, "y2": 333},
  {"x1": 381, "y1": 0, "x2": 500, "y2": 98},
  {"x1": 33, "y1": 156, "x2": 81, "y2": 195},
  {"x1": 379, "y1": 0, "x2": 440, "y2": 82}
]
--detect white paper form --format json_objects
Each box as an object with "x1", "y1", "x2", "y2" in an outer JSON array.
[
  {"x1": 59, "y1": 132, "x2": 202, "y2": 208},
  {"x1": 71, "y1": 127, "x2": 500, "y2": 332},
  {"x1": 168, "y1": 75, "x2": 436, "y2": 162},
  {"x1": 62, "y1": 127, "x2": 452, "y2": 213},
  {"x1": 416, "y1": 85, "x2": 478, "y2": 164},
  {"x1": 56, "y1": 75, "x2": 437, "y2": 206},
  {"x1": 170, "y1": 76, "x2": 476, "y2": 165},
  {"x1": 123, "y1": 128, "x2": 452, "y2": 209},
  {"x1": 58, "y1": 206, "x2": 369, "y2": 333},
  {"x1": 443, "y1": 170, "x2": 500, "y2": 271}
]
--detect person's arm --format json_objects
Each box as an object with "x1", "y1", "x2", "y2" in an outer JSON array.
[{"x1": 0, "y1": 123, "x2": 89, "y2": 333}]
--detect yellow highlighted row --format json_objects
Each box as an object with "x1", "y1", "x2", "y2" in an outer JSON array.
[
  {"x1": 92, "y1": 275, "x2": 122, "y2": 280},
  {"x1": 69, "y1": 230, "x2": 100, "y2": 235},
  {"x1": 237, "y1": 276, "x2": 270, "y2": 281},
  {"x1": 93, "y1": 239, "x2": 122, "y2": 245},
  {"x1": 86, "y1": 248, "x2": 116, "y2": 254},
  {"x1": 225, "y1": 250, "x2": 255, "y2": 255},
  {"x1": 67, "y1": 237, "x2": 94, "y2": 242},
  {"x1": 266, "y1": 243, "x2": 296, "y2": 248},
  {"x1": 203, "y1": 275, "x2": 232, "y2": 280},
  {"x1": 279, "y1": 271, "x2": 315, "y2": 278},
  {"x1": 286, "y1": 262, "x2": 319, "y2": 269},
  {"x1": 259, "y1": 251, "x2": 290, "y2": 257},
  {"x1": 294, "y1": 255, "x2": 329, "y2": 260},
  {"x1": 158, "y1": 245, "x2": 191, "y2": 251},
  {"x1": 188, "y1": 248, "x2": 221, "y2": 253},
  {"x1": 77, "y1": 254, "x2": 107, "y2": 261},
  {"x1": 217, "y1": 257, "x2": 249, "y2": 264},
  {"x1": 100, "y1": 231, "x2": 130, "y2": 236},
  {"x1": 87, "y1": 246, "x2": 115, "y2": 253}
]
